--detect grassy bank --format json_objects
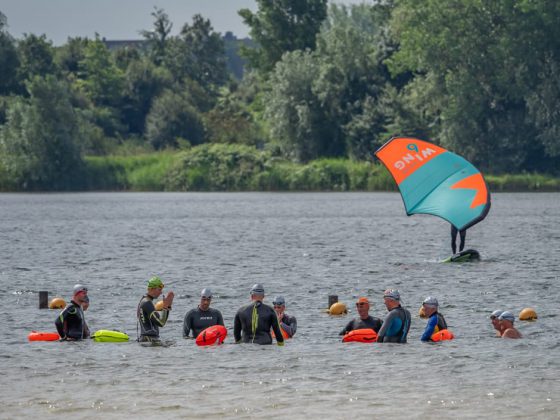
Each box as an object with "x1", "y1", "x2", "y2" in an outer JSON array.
[
  {"x1": 80, "y1": 144, "x2": 560, "y2": 192},
  {"x1": 82, "y1": 144, "x2": 396, "y2": 191},
  {"x1": 1, "y1": 143, "x2": 558, "y2": 192}
]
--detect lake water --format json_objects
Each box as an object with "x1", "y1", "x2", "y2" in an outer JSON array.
[{"x1": 1, "y1": 192, "x2": 559, "y2": 419}]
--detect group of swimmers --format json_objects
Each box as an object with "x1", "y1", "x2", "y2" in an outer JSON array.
[
  {"x1": 489, "y1": 310, "x2": 522, "y2": 338},
  {"x1": 54, "y1": 276, "x2": 523, "y2": 343}
]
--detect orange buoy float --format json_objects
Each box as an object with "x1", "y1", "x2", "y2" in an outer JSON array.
[
  {"x1": 49, "y1": 297, "x2": 66, "y2": 309},
  {"x1": 342, "y1": 328, "x2": 378, "y2": 343},
  {"x1": 28, "y1": 331, "x2": 60, "y2": 341},
  {"x1": 519, "y1": 308, "x2": 537, "y2": 321},
  {"x1": 329, "y1": 302, "x2": 347, "y2": 315},
  {"x1": 154, "y1": 300, "x2": 165, "y2": 311},
  {"x1": 431, "y1": 329, "x2": 454, "y2": 342},
  {"x1": 196, "y1": 325, "x2": 227, "y2": 346},
  {"x1": 271, "y1": 327, "x2": 290, "y2": 340}
]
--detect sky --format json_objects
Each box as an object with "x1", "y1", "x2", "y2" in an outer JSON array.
[{"x1": 1, "y1": 0, "x2": 358, "y2": 45}]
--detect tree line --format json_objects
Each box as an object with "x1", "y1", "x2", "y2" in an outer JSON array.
[{"x1": 0, "y1": 0, "x2": 559, "y2": 190}]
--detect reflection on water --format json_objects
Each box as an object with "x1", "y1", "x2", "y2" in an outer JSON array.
[{"x1": 1, "y1": 192, "x2": 559, "y2": 418}]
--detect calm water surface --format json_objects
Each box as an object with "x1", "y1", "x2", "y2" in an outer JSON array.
[{"x1": 1, "y1": 192, "x2": 559, "y2": 419}]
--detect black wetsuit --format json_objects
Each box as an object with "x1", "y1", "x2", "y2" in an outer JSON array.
[
  {"x1": 278, "y1": 313, "x2": 297, "y2": 337},
  {"x1": 183, "y1": 307, "x2": 225, "y2": 338},
  {"x1": 339, "y1": 315, "x2": 383, "y2": 336},
  {"x1": 55, "y1": 300, "x2": 90, "y2": 340},
  {"x1": 451, "y1": 225, "x2": 467, "y2": 254},
  {"x1": 377, "y1": 305, "x2": 411, "y2": 343},
  {"x1": 137, "y1": 295, "x2": 169, "y2": 342},
  {"x1": 234, "y1": 300, "x2": 284, "y2": 345}
]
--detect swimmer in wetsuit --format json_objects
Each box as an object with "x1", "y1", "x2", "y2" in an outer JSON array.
[
  {"x1": 137, "y1": 276, "x2": 174, "y2": 342},
  {"x1": 55, "y1": 284, "x2": 90, "y2": 340},
  {"x1": 339, "y1": 297, "x2": 382, "y2": 336},
  {"x1": 420, "y1": 296, "x2": 448, "y2": 342},
  {"x1": 376, "y1": 289, "x2": 411, "y2": 343},
  {"x1": 272, "y1": 296, "x2": 297, "y2": 338},
  {"x1": 234, "y1": 284, "x2": 284, "y2": 345},
  {"x1": 451, "y1": 225, "x2": 467, "y2": 254},
  {"x1": 183, "y1": 288, "x2": 224, "y2": 338}
]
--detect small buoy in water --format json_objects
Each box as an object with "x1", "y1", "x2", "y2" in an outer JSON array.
[
  {"x1": 519, "y1": 307, "x2": 537, "y2": 321},
  {"x1": 155, "y1": 300, "x2": 165, "y2": 311},
  {"x1": 49, "y1": 297, "x2": 66, "y2": 309},
  {"x1": 329, "y1": 302, "x2": 347, "y2": 315},
  {"x1": 418, "y1": 306, "x2": 427, "y2": 319}
]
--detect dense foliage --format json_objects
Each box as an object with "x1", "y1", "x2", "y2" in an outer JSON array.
[{"x1": 0, "y1": 2, "x2": 559, "y2": 191}]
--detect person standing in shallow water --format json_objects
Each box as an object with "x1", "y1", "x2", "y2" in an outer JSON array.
[
  {"x1": 498, "y1": 311, "x2": 522, "y2": 339},
  {"x1": 137, "y1": 276, "x2": 174, "y2": 342},
  {"x1": 183, "y1": 288, "x2": 224, "y2": 338},
  {"x1": 376, "y1": 289, "x2": 411, "y2": 343},
  {"x1": 420, "y1": 296, "x2": 448, "y2": 342},
  {"x1": 55, "y1": 284, "x2": 90, "y2": 340},
  {"x1": 234, "y1": 284, "x2": 284, "y2": 345},
  {"x1": 272, "y1": 296, "x2": 297, "y2": 338},
  {"x1": 339, "y1": 297, "x2": 382, "y2": 336},
  {"x1": 490, "y1": 310, "x2": 504, "y2": 337}
]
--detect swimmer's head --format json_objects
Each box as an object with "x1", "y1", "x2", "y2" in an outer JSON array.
[
  {"x1": 200, "y1": 288, "x2": 212, "y2": 299},
  {"x1": 383, "y1": 289, "x2": 400, "y2": 301},
  {"x1": 498, "y1": 311, "x2": 515, "y2": 324},
  {"x1": 250, "y1": 283, "x2": 265, "y2": 297},
  {"x1": 73, "y1": 284, "x2": 88, "y2": 296},
  {"x1": 147, "y1": 276, "x2": 164, "y2": 289},
  {"x1": 273, "y1": 296, "x2": 285, "y2": 306},
  {"x1": 490, "y1": 310, "x2": 503, "y2": 320},
  {"x1": 422, "y1": 296, "x2": 438, "y2": 307}
]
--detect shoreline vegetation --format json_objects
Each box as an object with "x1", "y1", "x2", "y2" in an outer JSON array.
[
  {"x1": 2, "y1": 144, "x2": 557, "y2": 193},
  {"x1": 2, "y1": 4, "x2": 559, "y2": 192}
]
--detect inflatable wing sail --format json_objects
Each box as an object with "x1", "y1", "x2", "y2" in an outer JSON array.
[{"x1": 375, "y1": 137, "x2": 491, "y2": 230}]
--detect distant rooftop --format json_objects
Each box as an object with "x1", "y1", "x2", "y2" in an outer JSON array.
[{"x1": 102, "y1": 39, "x2": 147, "y2": 50}]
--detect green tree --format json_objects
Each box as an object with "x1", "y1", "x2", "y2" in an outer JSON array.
[
  {"x1": 388, "y1": 0, "x2": 560, "y2": 173},
  {"x1": 141, "y1": 7, "x2": 173, "y2": 66},
  {"x1": 313, "y1": 3, "x2": 396, "y2": 159},
  {"x1": 0, "y1": 12, "x2": 19, "y2": 94},
  {"x1": 122, "y1": 57, "x2": 173, "y2": 134},
  {"x1": 164, "y1": 14, "x2": 227, "y2": 91},
  {"x1": 54, "y1": 37, "x2": 90, "y2": 75},
  {"x1": 204, "y1": 86, "x2": 263, "y2": 146},
  {"x1": 0, "y1": 76, "x2": 84, "y2": 190},
  {"x1": 239, "y1": 0, "x2": 328, "y2": 73},
  {"x1": 16, "y1": 33, "x2": 57, "y2": 84},
  {"x1": 145, "y1": 89, "x2": 205, "y2": 150},
  {"x1": 265, "y1": 50, "x2": 333, "y2": 161},
  {"x1": 77, "y1": 35, "x2": 125, "y2": 108},
  {"x1": 265, "y1": 4, "x2": 397, "y2": 161}
]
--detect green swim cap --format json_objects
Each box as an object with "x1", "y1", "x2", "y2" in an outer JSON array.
[{"x1": 147, "y1": 276, "x2": 164, "y2": 289}]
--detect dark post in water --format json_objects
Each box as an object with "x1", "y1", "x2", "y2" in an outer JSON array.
[
  {"x1": 328, "y1": 295, "x2": 338, "y2": 308},
  {"x1": 39, "y1": 291, "x2": 49, "y2": 309}
]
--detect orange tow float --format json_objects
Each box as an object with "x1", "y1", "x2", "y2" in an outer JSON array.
[
  {"x1": 196, "y1": 325, "x2": 227, "y2": 346},
  {"x1": 28, "y1": 331, "x2": 60, "y2": 341},
  {"x1": 271, "y1": 327, "x2": 290, "y2": 340},
  {"x1": 342, "y1": 328, "x2": 378, "y2": 343},
  {"x1": 430, "y1": 329, "x2": 454, "y2": 342}
]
